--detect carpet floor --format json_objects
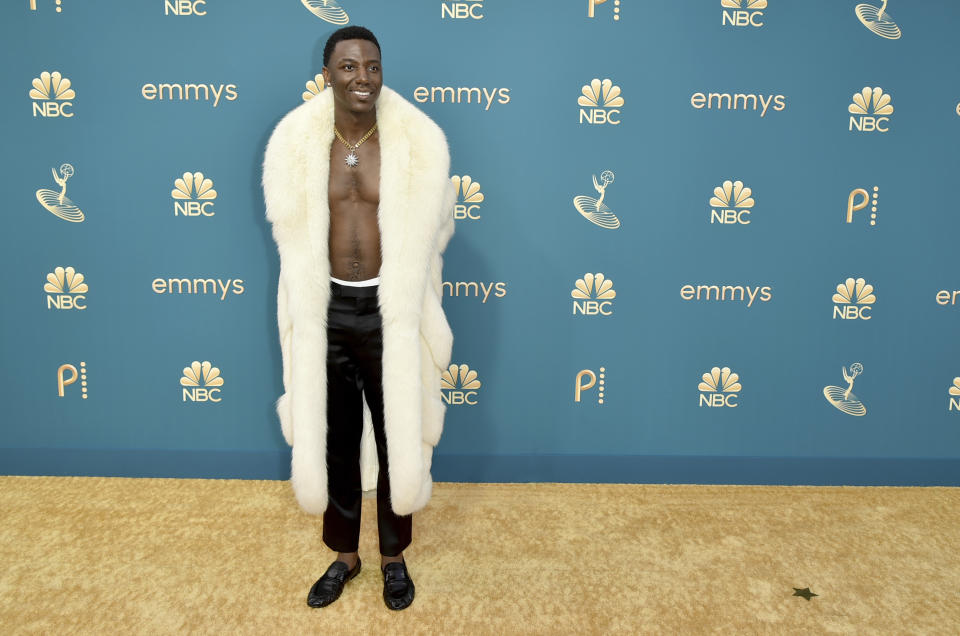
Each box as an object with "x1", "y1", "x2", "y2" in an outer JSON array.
[{"x1": 1, "y1": 476, "x2": 958, "y2": 634}]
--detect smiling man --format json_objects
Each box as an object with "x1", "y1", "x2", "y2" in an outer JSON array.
[{"x1": 262, "y1": 26, "x2": 456, "y2": 611}]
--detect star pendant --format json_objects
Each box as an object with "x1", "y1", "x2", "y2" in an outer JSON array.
[
  {"x1": 792, "y1": 587, "x2": 818, "y2": 601},
  {"x1": 345, "y1": 150, "x2": 359, "y2": 167}
]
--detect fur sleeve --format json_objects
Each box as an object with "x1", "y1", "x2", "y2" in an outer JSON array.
[{"x1": 275, "y1": 268, "x2": 294, "y2": 447}]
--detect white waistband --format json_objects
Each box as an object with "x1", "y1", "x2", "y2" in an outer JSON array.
[{"x1": 330, "y1": 276, "x2": 380, "y2": 287}]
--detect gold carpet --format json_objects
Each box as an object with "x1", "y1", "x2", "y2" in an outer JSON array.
[{"x1": 1, "y1": 477, "x2": 958, "y2": 634}]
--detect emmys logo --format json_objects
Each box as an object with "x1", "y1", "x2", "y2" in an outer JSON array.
[
  {"x1": 441, "y1": 364, "x2": 481, "y2": 405},
  {"x1": 442, "y1": 281, "x2": 506, "y2": 303},
  {"x1": 302, "y1": 74, "x2": 326, "y2": 102},
  {"x1": 181, "y1": 360, "x2": 224, "y2": 403},
  {"x1": 172, "y1": 171, "x2": 217, "y2": 217},
  {"x1": 855, "y1": 1, "x2": 901, "y2": 39},
  {"x1": 710, "y1": 180, "x2": 754, "y2": 225},
  {"x1": 579, "y1": 79, "x2": 623, "y2": 125},
  {"x1": 57, "y1": 361, "x2": 87, "y2": 399},
  {"x1": 30, "y1": 0, "x2": 65, "y2": 12},
  {"x1": 573, "y1": 171, "x2": 620, "y2": 229},
  {"x1": 141, "y1": 83, "x2": 238, "y2": 107},
  {"x1": 36, "y1": 164, "x2": 83, "y2": 222},
  {"x1": 587, "y1": 0, "x2": 620, "y2": 21},
  {"x1": 680, "y1": 284, "x2": 772, "y2": 307},
  {"x1": 302, "y1": 0, "x2": 348, "y2": 24},
  {"x1": 575, "y1": 367, "x2": 606, "y2": 404},
  {"x1": 413, "y1": 86, "x2": 510, "y2": 111},
  {"x1": 690, "y1": 92, "x2": 785, "y2": 117},
  {"x1": 847, "y1": 186, "x2": 879, "y2": 226},
  {"x1": 30, "y1": 71, "x2": 74, "y2": 118},
  {"x1": 824, "y1": 363, "x2": 866, "y2": 416},
  {"x1": 699, "y1": 366, "x2": 741, "y2": 407},
  {"x1": 936, "y1": 289, "x2": 960, "y2": 306},
  {"x1": 152, "y1": 277, "x2": 244, "y2": 299},
  {"x1": 45, "y1": 266, "x2": 87, "y2": 310},
  {"x1": 832, "y1": 277, "x2": 875, "y2": 320},
  {"x1": 164, "y1": 0, "x2": 206, "y2": 15},
  {"x1": 452, "y1": 175, "x2": 483, "y2": 220},
  {"x1": 948, "y1": 378, "x2": 960, "y2": 411},
  {"x1": 721, "y1": 0, "x2": 765, "y2": 27},
  {"x1": 849, "y1": 87, "x2": 893, "y2": 132},
  {"x1": 572, "y1": 273, "x2": 615, "y2": 316},
  {"x1": 441, "y1": 0, "x2": 483, "y2": 19}
]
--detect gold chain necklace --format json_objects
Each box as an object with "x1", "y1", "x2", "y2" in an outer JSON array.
[{"x1": 334, "y1": 123, "x2": 378, "y2": 167}]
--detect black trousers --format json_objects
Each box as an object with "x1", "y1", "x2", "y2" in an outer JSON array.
[{"x1": 322, "y1": 281, "x2": 412, "y2": 557}]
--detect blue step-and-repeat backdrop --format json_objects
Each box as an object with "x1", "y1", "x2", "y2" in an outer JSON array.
[{"x1": 2, "y1": 0, "x2": 959, "y2": 485}]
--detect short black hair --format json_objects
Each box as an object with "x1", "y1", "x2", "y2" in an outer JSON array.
[{"x1": 323, "y1": 26, "x2": 381, "y2": 67}]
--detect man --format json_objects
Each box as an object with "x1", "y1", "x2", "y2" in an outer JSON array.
[{"x1": 262, "y1": 26, "x2": 455, "y2": 611}]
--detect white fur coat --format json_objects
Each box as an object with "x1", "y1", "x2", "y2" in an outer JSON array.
[{"x1": 262, "y1": 85, "x2": 455, "y2": 516}]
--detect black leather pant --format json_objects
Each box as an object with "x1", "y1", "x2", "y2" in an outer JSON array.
[{"x1": 322, "y1": 281, "x2": 412, "y2": 557}]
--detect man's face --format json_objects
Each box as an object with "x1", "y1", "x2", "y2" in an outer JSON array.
[{"x1": 322, "y1": 39, "x2": 382, "y2": 114}]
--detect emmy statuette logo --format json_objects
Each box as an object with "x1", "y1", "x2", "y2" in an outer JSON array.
[
  {"x1": 721, "y1": 0, "x2": 765, "y2": 27},
  {"x1": 572, "y1": 273, "x2": 615, "y2": 316},
  {"x1": 578, "y1": 79, "x2": 623, "y2": 125},
  {"x1": 698, "y1": 367, "x2": 740, "y2": 408},
  {"x1": 948, "y1": 378, "x2": 960, "y2": 411},
  {"x1": 855, "y1": 0, "x2": 901, "y2": 39},
  {"x1": 36, "y1": 164, "x2": 83, "y2": 222},
  {"x1": 181, "y1": 361, "x2": 224, "y2": 402},
  {"x1": 30, "y1": 71, "x2": 74, "y2": 118},
  {"x1": 442, "y1": 0, "x2": 483, "y2": 19},
  {"x1": 824, "y1": 363, "x2": 866, "y2": 416},
  {"x1": 301, "y1": 0, "x2": 348, "y2": 24},
  {"x1": 573, "y1": 171, "x2": 620, "y2": 229},
  {"x1": 710, "y1": 180, "x2": 755, "y2": 225},
  {"x1": 849, "y1": 87, "x2": 893, "y2": 133},
  {"x1": 57, "y1": 361, "x2": 87, "y2": 398},
  {"x1": 452, "y1": 175, "x2": 483, "y2": 220},
  {"x1": 847, "y1": 187, "x2": 879, "y2": 226},
  {"x1": 832, "y1": 278, "x2": 875, "y2": 320},
  {"x1": 45, "y1": 266, "x2": 87, "y2": 310},
  {"x1": 172, "y1": 172, "x2": 217, "y2": 217},
  {"x1": 441, "y1": 364, "x2": 481, "y2": 405},
  {"x1": 575, "y1": 368, "x2": 606, "y2": 404},
  {"x1": 302, "y1": 75, "x2": 326, "y2": 102},
  {"x1": 587, "y1": 0, "x2": 620, "y2": 21},
  {"x1": 164, "y1": 0, "x2": 206, "y2": 15}
]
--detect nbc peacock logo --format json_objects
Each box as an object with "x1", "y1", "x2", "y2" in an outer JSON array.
[
  {"x1": 301, "y1": 0, "x2": 349, "y2": 24},
  {"x1": 30, "y1": 71, "x2": 75, "y2": 118},
  {"x1": 302, "y1": 74, "x2": 326, "y2": 102},
  {"x1": 45, "y1": 266, "x2": 87, "y2": 310},
  {"x1": 172, "y1": 172, "x2": 217, "y2": 217},
  {"x1": 452, "y1": 175, "x2": 483, "y2": 221},
  {"x1": 849, "y1": 87, "x2": 893, "y2": 133},
  {"x1": 36, "y1": 163, "x2": 83, "y2": 222},
  {"x1": 824, "y1": 363, "x2": 866, "y2": 416},
  {"x1": 573, "y1": 171, "x2": 620, "y2": 229},
  {"x1": 832, "y1": 277, "x2": 875, "y2": 320},
  {"x1": 572, "y1": 273, "x2": 616, "y2": 316},
  {"x1": 948, "y1": 378, "x2": 960, "y2": 411},
  {"x1": 698, "y1": 366, "x2": 741, "y2": 408},
  {"x1": 440, "y1": 363, "x2": 481, "y2": 405},
  {"x1": 578, "y1": 78, "x2": 623, "y2": 125},
  {"x1": 855, "y1": 1, "x2": 901, "y2": 39},
  {"x1": 709, "y1": 180, "x2": 755, "y2": 225},
  {"x1": 721, "y1": 0, "x2": 765, "y2": 28},
  {"x1": 181, "y1": 360, "x2": 224, "y2": 402}
]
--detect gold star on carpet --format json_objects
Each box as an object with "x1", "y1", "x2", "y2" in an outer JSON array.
[{"x1": 793, "y1": 587, "x2": 818, "y2": 601}]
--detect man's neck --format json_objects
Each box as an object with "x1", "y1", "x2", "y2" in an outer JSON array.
[{"x1": 334, "y1": 107, "x2": 377, "y2": 141}]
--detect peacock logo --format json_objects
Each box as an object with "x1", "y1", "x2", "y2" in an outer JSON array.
[
  {"x1": 44, "y1": 266, "x2": 87, "y2": 310},
  {"x1": 181, "y1": 360, "x2": 224, "y2": 402},
  {"x1": 452, "y1": 175, "x2": 483, "y2": 221},
  {"x1": 709, "y1": 179, "x2": 755, "y2": 225},
  {"x1": 301, "y1": 0, "x2": 349, "y2": 24},
  {"x1": 832, "y1": 277, "x2": 875, "y2": 320},
  {"x1": 172, "y1": 171, "x2": 217, "y2": 217},
  {"x1": 440, "y1": 363, "x2": 481, "y2": 405},
  {"x1": 302, "y1": 74, "x2": 326, "y2": 102},
  {"x1": 949, "y1": 378, "x2": 960, "y2": 411},
  {"x1": 578, "y1": 79, "x2": 624, "y2": 125},
  {"x1": 572, "y1": 273, "x2": 616, "y2": 316},
  {"x1": 849, "y1": 87, "x2": 893, "y2": 133},
  {"x1": 698, "y1": 366, "x2": 741, "y2": 407},
  {"x1": 30, "y1": 71, "x2": 75, "y2": 118}
]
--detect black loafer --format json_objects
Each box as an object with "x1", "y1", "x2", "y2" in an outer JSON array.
[
  {"x1": 381, "y1": 559, "x2": 415, "y2": 610},
  {"x1": 307, "y1": 559, "x2": 361, "y2": 608}
]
